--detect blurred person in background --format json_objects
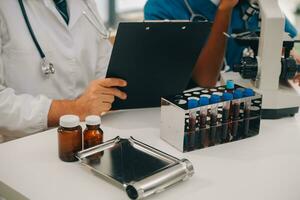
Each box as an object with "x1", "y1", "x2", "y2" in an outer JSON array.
[{"x1": 144, "y1": 0, "x2": 300, "y2": 86}]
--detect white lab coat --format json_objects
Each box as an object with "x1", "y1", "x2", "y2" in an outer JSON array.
[{"x1": 0, "y1": 0, "x2": 112, "y2": 141}]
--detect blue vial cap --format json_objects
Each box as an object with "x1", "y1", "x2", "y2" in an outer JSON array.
[
  {"x1": 199, "y1": 97, "x2": 209, "y2": 106},
  {"x1": 233, "y1": 90, "x2": 243, "y2": 99},
  {"x1": 226, "y1": 80, "x2": 235, "y2": 90},
  {"x1": 188, "y1": 99, "x2": 198, "y2": 109},
  {"x1": 210, "y1": 94, "x2": 221, "y2": 104},
  {"x1": 236, "y1": 88, "x2": 245, "y2": 93},
  {"x1": 222, "y1": 92, "x2": 233, "y2": 101},
  {"x1": 244, "y1": 88, "x2": 255, "y2": 97}
]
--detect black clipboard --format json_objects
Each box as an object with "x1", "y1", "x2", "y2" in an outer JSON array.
[{"x1": 106, "y1": 21, "x2": 212, "y2": 110}]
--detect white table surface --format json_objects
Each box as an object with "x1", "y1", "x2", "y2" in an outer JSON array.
[{"x1": 0, "y1": 108, "x2": 300, "y2": 200}]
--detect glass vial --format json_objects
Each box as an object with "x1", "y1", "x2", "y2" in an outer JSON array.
[
  {"x1": 58, "y1": 115, "x2": 82, "y2": 162},
  {"x1": 83, "y1": 115, "x2": 103, "y2": 150}
]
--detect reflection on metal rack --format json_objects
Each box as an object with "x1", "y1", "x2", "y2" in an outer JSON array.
[{"x1": 77, "y1": 137, "x2": 194, "y2": 200}]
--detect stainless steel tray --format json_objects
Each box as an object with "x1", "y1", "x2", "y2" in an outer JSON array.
[{"x1": 76, "y1": 136, "x2": 194, "y2": 199}]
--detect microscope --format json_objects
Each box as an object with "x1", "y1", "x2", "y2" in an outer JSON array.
[{"x1": 221, "y1": 0, "x2": 300, "y2": 119}]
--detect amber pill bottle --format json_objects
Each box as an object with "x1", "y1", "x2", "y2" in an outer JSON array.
[
  {"x1": 58, "y1": 115, "x2": 82, "y2": 162},
  {"x1": 83, "y1": 115, "x2": 103, "y2": 150}
]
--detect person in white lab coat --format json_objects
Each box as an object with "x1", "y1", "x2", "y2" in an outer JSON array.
[{"x1": 0, "y1": 0, "x2": 127, "y2": 142}]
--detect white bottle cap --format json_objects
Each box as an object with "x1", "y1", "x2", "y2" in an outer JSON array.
[
  {"x1": 85, "y1": 115, "x2": 101, "y2": 126},
  {"x1": 59, "y1": 115, "x2": 80, "y2": 128}
]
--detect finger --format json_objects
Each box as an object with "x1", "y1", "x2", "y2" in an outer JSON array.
[
  {"x1": 296, "y1": 77, "x2": 300, "y2": 86},
  {"x1": 98, "y1": 78, "x2": 127, "y2": 88},
  {"x1": 294, "y1": 80, "x2": 300, "y2": 86},
  {"x1": 90, "y1": 85, "x2": 127, "y2": 100},
  {"x1": 101, "y1": 94, "x2": 115, "y2": 103},
  {"x1": 101, "y1": 87, "x2": 127, "y2": 100},
  {"x1": 101, "y1": 103, "x2": 112, "y2": 112},
  {"x1": 101, "y1": 112, "x2": 108, "y2": 116}
]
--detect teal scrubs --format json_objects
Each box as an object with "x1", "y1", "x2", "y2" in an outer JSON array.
[{"x1": 144, "y1": 0, "x2": 298, "y2": 68}]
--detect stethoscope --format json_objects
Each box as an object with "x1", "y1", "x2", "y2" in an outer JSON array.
[
  {"x1": 184, "y1": 0, "x2": 260, "y2": 71},
  {"x1": 184, "y1": 0, "x2": 209, "y2": 22},
  {"x1": 184, "y1": 0, "x2": 260, "y2": 26},
  {"x1": 18, "y1": 0, "x2": 110, "y2": 77}
]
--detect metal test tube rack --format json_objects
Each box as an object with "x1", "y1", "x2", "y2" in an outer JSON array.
[{"x1": 161, "y1": 85, "x2": 263, "y2": 152}]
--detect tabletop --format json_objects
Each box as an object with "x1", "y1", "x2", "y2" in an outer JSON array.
[{"x1": 0, "y1": 108, "x2": 300, "y2": 200}]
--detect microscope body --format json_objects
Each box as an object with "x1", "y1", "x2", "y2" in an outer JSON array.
[{"x1": 221, "y1": 0, "x2": 300, "y2": 119}]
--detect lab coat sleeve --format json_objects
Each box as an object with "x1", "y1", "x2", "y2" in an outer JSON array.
[
  {"x1": 0, "y1": 16, "x2": 52, "y2": 137},
  {"x1": 0, "y1": 89, "x2": 52, "y2": 136}
]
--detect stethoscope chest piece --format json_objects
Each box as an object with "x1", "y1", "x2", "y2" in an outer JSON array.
[{"x1": 41, "y1": 58, "x2": 55, "y2": 76}]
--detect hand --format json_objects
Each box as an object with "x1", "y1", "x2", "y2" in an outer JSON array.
[
  {"x1": 74, "y1": 78, "x2": 127, "y2": 119},
  {"x1": 294, "y1": 74, "x2": 300, "y2": 86},
  {"x1": 219, "y1": 0, "x2": 239, "y2": 10},
  {"x1": 291, "y1": 50, "x2": 300, "y2": 64}
]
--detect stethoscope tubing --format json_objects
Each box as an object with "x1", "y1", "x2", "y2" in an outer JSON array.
[
  {"x1": 18, "y1": 0, "x2": 46, "y2": 59},
  {"x1": 184, "y1": 0, "x2": 208, "y2": 22}
]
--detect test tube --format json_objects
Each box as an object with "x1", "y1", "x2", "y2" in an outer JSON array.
[
  {"x1": 226, "y1": 80, "x2": 235, "y2": 93},
  {"x1": 188, "y1": 99, "x2": 198, "y2": 151},
  {"x1": 209, "y1": 95, "x2": 221, "y2": 147},
  {"x1": 195, "y1": 97, "x2": 209, "y2": 149},
  {"x1": 221, "y1": 92, "x2": 233, "y2": 143},
  {"x1": 232, "y1": 90, "x2": 243, "y2": 140},
  {"x1": 243, "y1": 88, "x2": 255, "y2": 137}
]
